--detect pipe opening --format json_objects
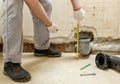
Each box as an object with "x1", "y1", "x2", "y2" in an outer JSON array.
[{"x1": 97, "y1": 56, "x2": 105, "y2": 66}]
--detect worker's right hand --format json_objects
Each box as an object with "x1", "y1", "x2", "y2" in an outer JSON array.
[
  {"x1": 48, "y1": 23, "x2": 59, "y2": 33},
  {"x1": 73, "y1": 8, "x2": 85, "y2": 23}
]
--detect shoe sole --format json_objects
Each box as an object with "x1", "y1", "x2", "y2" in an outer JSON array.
[
  {"x1": 3, "y1": 71, "x2": 31, "y2": 82},
  {"x1": 34, "y1": 53, "x2": 62, "y2": 57}
]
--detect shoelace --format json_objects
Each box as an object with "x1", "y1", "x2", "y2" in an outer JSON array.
[{"x1": 9, "y1": 63, "x2": 23, "y2": 73}]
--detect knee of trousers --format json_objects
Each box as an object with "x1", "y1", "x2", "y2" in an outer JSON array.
[
  {"x1": 32, "y1": 0, "x2": 52, "y2": 23},
  {"x1": 40, "y1": 0, "x2": 52, "y2": 14}
]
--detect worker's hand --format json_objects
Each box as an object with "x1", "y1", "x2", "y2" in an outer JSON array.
[
  {"x1": 73, "y1": 8, "x2": 85, "y2": 23},
  {"x1": 48, "y1": 23, "x2": 59, "y2": 33}
]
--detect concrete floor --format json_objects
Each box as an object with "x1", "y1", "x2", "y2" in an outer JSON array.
[{"x1": 0, "y1": 53, "x2": 120, "y2": 84}]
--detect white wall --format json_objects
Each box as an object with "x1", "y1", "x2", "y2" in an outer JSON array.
[
  {"x1": 82, "y1": 0, "x2": 120, "y2": 38},
  {"x1": 23, "y1": 0, "x2": 75, "y2": 37},
  {"x1": 0, "y1": 0, "x2": 2, "y2": 37},
  {"x1": 22, "y1": 0, "x2": 120, "y2": 38},
  {"x1": 23, "y1": 4, "x2": 33, "y2": 36},
  {"x1": 0, "y1": 0, "x2": 120, "y2": 39}
]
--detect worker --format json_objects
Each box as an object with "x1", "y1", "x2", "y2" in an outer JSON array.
[{"x1": 1, "y1": 0, "x2": 85, "y2": 82}]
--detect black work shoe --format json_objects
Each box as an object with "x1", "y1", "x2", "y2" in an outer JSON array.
[
  {"x1": 34, "y1": 48, "x2": 62, "y2": 57},
  {"x1": 3, "y1": 62, "x2": 31, "y2": 82}
]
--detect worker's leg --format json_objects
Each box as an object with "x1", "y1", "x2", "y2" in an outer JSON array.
[
  {"x1": 32, "y1": 0, "x2": 52, "y2": 50},
  {"x1": 32, "y1": 0, "x2": 61, "y2": 57},
  {"x1": 1, "y1": 0, "x2": 31, "y2": 82},
  {"x1": 1, "y1": 0, "x2": 23, "y2": 63}
]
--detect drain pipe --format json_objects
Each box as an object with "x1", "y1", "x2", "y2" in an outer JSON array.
[{"x1": 95, "y1": 53, "x2": 120, "y2": 71}]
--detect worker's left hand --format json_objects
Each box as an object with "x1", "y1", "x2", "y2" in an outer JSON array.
[
  {"x1": 73, "y1": 8, "x2": 85, "y2": 23},
  {"x1": 48, "y1": 23, "x2": 59, "y2": 33}
]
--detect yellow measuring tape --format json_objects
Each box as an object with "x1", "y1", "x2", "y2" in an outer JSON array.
[{"x1": 76, "y1": 24, "x2": 80, "y2": 59}]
